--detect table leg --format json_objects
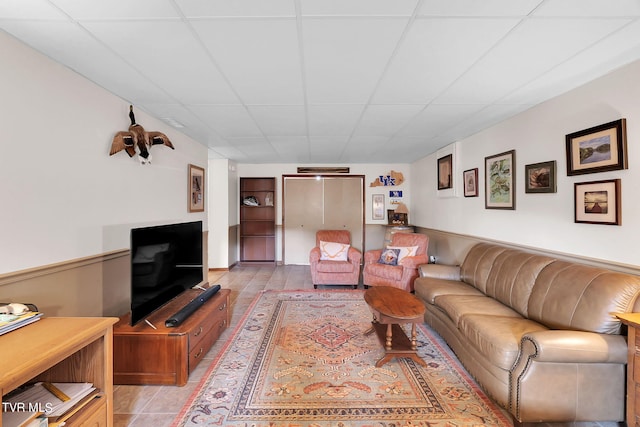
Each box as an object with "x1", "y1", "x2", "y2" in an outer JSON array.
[
  {"x1": 410, "y1": 322, "x2": 417, "y2": 351},
  {"x1": 385, "y1": 323, "x2": 393, "y2": 350}
]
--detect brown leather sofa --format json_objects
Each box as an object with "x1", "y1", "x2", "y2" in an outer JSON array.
[{"x1": 413, "y1": 242, "x2": 640, "y2": 425}]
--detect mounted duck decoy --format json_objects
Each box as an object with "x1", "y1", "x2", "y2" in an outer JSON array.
[{"x1": 110, "y1": 105, "x2": 175, "y2": 164}]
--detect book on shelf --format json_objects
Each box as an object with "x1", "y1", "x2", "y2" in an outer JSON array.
[
  {"x1": 0, "y1": 311, "x2": 43, "y2": 336},
  {"x1": 3, "y1": 382, "x2": 97, "y2": 425}
]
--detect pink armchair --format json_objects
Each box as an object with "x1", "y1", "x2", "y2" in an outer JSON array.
[
  {"x1": 309, "y1": 230, "x2": 362, "y2": 289},
  {"x1": 363, "y1": 233, "x2": 429, "y2": 292}
]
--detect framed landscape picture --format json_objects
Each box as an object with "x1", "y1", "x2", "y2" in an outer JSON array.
[
  {"x1": 463, "y1": 168, "x2": 478, "y2": 197},
  {"x1": 566, "y1": 119, "x2": 627, "y2": 176},
  {"x1": 485, "y1": 150, "x2": 515, "y2": 210},
  {"x1": 525, "y1": 160, "x2": 556, "y2": 193},
  {"x1": 574, "y1": 179, "x2": 621, "y2": 225}
]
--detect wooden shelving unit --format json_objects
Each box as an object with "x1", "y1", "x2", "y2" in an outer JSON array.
[
  {"x1": 0, "y1": 317, "x2": 118, "y2": 427},
  {"x1": 240, "y1": 177, "x2": 276, "y2": 264}
]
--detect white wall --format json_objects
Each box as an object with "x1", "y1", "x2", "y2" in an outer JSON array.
[
  {"x1": 411, "y1": 59, "x2": 640, "y2": 267},
  {"x1": 0, "y1": 31, "x2": 209, "y2": 274}
]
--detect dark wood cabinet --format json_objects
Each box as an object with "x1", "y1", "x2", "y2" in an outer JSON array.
[
  {"x1": 240, "y1": 177, "x2": 276, "y2": 264},
  {"x1": 113, "y1": 288, "x2": 230, "y2": 386}
]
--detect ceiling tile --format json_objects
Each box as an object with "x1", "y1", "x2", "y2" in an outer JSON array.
[
  {"x1": 307, "y1": 105, "x2": 364, "y2": 136},
  {"x1": 532, "y1": 0, "x2": 640, "y2": 16},
  {"x1": 190, "y1": 105, "x2": 263, "y2": 137},
  {"x1": 398, "y1": 104, "x2": 485, "y2": 137},
  {"x1": 0, "y1": 0, "x2": 68, "y2": 19},
  {"x1": 300, "y1": 0, "x2": 419, "y2": 16},
  {"x1": 191, "y1": 19, "x2": 304, "y2": 105},
  {"x1": 50, "y1": 0, "x2": 179, "y2": 19},
  {"x1": 248, "y1": 106, "x2": 307, "y2": 136},
  {"x1": 309, "y1": 136, "x2": 349, "y2": 162},
  {"x1": 176, "y1": 0, "x2": 296, "y2": 17},
  {"x1": 435, "y1": 17, "x2": 633, "y2": 105},
  {"x1": 269, "y1": 136, "x2": 311, "y2": 162},
  {"x1": 352, "y1": 105, "x2": 424, "y2": 137},
  {"x1": 302, "y1": 18, "x2": 408, "y2": 104},
  {"x1": 83, "y1": 20, "x2": 240, "y2": 104},
  {"x1": 373, "y1": 18, "x2": 520, "y2": 104},
  {"x1": 418, "y1": 0, "x2": 543, "y2": 17}
]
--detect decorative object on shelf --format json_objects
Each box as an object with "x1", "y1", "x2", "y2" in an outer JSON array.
[
  {"x1": 574, "y1": 179, "x2": 621, "y2": 225},
  {"x1": 463, "y1": 168, "x2": 478, "y2": 197},
  {"x1": 566, "y1": 118, "x2": 627, "y2": 176},
  {"x1": 525, "y1": 160, "x2": 556, "y2": 193},
  {"x1": 370, "y1": 170, "x2": 405, "y2": 187},
  {"x1": 109, "y1": 105, "x2": 174, "y2": 164},
  {"x1": 297, "y1": 166, "x2": 350, "y2": 173},
  {"x1": 388, "y1": 202, "x2": 408, "y2": 225},
  {"x1": 485, "y1": 150, "x2": 515, "y2": 210},
  {"x1": 188, "y1": 164, "x2": 205, "y2": 212},
  {"x1": 437, "y1": 154, "x2": 453, "y2": 190},
  {"x1": 372, "y1": 194, "x2": 385, "y2": 220},
  {"x1": 264, "y1": 192, "x2": 274, "y2": 206}
]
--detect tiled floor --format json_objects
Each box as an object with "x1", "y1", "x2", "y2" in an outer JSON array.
[
  {"x1": 113, "y1": 265, "x2": 622, "y2": 427},
  {"x1": 113, "y1": 265, "x2": 316, "y2": 427}
]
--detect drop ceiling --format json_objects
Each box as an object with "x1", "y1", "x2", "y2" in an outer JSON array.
[{"x1": 2, "y1": 0, "x2": 640, "y2": 163}]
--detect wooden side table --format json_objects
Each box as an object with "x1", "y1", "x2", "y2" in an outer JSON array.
[
  {"x1": 364, "y1": 286, "x2": 426, "y2": 367},
  {"x1": 615, "y1": 312, "x2": 640, "y2": 427}
]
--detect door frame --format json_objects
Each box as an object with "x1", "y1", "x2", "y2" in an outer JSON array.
[{"x1": 282, "y1": 174, "x2": 365, "y2": 265}]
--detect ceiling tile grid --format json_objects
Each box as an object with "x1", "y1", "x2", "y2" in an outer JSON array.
[{"x1": 1, "y1": 0, "x2": 640, "y2": 163}]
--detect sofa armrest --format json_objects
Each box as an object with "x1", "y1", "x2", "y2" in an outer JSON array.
[
  {"x1": 519, "y1": 330, "x2": 627, "y2": 364},
  {"x1": 364, "y1": 249, "x2": 382, "y2": 265},
  {"x1": 348, "y1": 247, "x2": 362, "y2": 265},
  {"x1": 309, "y1": 247, "x2": 321, "y2": 264},
  {"x1": 418, "y1": 263, "x2": 461, "y2": 281},
  {"x1": 400, "y1": 255, "x2": 428, "y2": 269}
]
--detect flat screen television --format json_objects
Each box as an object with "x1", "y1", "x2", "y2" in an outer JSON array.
[{"x1": 130, "y1": 220, "x2": 204, "y2": 326}]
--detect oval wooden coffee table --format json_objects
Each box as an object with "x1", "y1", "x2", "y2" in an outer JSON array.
[{"x1": 364, "y1": 286, "x2": 427, "y2": 368}]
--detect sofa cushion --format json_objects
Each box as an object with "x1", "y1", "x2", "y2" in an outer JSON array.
[
  {"x1": 435, "y1": 294, "x2": 522, "y2": 327},
  {"x1": 459, "y1": 243, "x2": 508, "y2": 294},
  {"x1": 529, "y1": 261, "x2": 640, "y2": 333},
  {"x1": 484, "y1": 250, "x2": 556, "y2": 317},
  {"x1": 320, "y1": 241, "x2": 350, "y2": 261},
  {"x1": 316, "y1": 260, "x2": 355, "y2": 274},
  {"x1": 414, "y1": 278, "x2": 484, "y2": 305},
  {"x1": 365, "y1": 262, "x2": 403, "y2": 281},
  {"x1": 459, "y1": 314, "x2": 548, "y2": 370}
]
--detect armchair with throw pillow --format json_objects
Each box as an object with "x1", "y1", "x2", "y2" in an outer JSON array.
[
  {"x1": 363, "y1": 233, "x2": 428, "y2": 292},
  {"x1": 309, "y1": 230, "x2": 362, "y2": 289}
]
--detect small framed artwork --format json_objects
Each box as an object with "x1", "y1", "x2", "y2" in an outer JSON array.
[
  {"x1": 574, "y1": 179, "x2": 621, "y2": 225},
  {"x1": 372, "y1": 194, "x2": 385, "y2": 220},
  {"x1": 188, "y1": 164, "x2": 205, "y2": 212},
  {"x1": 438, "y1": 154, "x2": 453, "y2": 190},
  {"x1": 463, "y1": 168, "x2": 478, "y2": 197},
  {"x1": 485, "y1": 150, "x2": 515, "y2": 210},
  {"x1": 566, "y1": 119, "x2": 627, "y2": 176},
  {"x1": 525, "y1": 160, "x2": 557, "y2": 193}
]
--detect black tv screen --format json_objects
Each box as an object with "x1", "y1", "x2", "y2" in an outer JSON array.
[{"x1": 130, "y1": 221, "x2": 204, "y2": 326}]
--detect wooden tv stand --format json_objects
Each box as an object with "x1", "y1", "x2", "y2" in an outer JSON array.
[{"x1": 113, "y1": 287, "x2": 230, "y2": 386}]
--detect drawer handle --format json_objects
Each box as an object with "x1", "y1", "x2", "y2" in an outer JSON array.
[
  {"x1": 193, "y1": 326, "x2": 203, "y2": 337},
  {"x1": 219, "y1": 303, "x2": 226, "y2": 311},
  {"x1": 194, "y1": 348, "x2": 203, "y2": 359},
  {"x1": 219, "y1": 320, "x2": 226, "y2": 329}
]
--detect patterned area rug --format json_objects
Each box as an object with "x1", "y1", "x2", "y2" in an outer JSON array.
[{"x1": 171, "y1": 290, "x2": 511, "y2": 427}]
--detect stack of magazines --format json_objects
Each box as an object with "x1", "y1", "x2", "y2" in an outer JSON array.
[{"x1": 0, "y1": 303, "x2": 43, "y2": 336}]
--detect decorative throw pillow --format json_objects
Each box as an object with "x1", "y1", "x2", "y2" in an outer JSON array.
[
  {"x1": 386, "y1": 245, "x2": 419, "y2": 263},
  {"x1": 378, "y1": 248, "x2": 400, "y2": 266},
  {"x1": 319, "y1": 241, "x2": 350, "y2": 261}
]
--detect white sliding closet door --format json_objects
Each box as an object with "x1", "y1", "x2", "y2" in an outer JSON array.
[{"x1": 283, "y1": 176, "x2": 363, "y2": 265}]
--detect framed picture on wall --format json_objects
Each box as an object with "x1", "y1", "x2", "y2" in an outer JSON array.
[
  {"x1": 525, "y1": 161, "x2": 556, "y2": 193},
  {"x1": 188, "y1": 164, "x2": 205, "y2": 212},
  {"x1": 565, "y1": 119, "x2": 627, "y2": 176},
  {"x1": 574, "y1": 179, "x2": 621, "y2": 225},
  {"x1": 485, "y1": 150, "x2": 515, "y2": 210},
  {"x1": 372, "y1": 194, "x2": 385, "y2": 220},
  {"x1": 463, "y1": 168, "x2": 478, "y2": 197},
  {"x1": 437, "y1": 154, "x2": 453, "y2": 190}
]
